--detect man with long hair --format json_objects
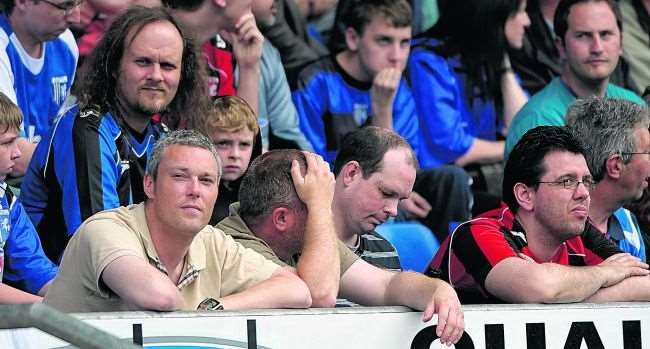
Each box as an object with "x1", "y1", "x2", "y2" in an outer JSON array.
[{"x1": 20, "y1": 6, "x2": 210, "y2": 263}]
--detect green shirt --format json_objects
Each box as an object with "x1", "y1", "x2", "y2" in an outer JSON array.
[{"x1": 505, "y1": 77, "x2": 645, "y2": 158}]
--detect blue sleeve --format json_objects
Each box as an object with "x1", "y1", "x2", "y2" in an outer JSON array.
[
  {"x1": 634, "y1": 215, "x2": 646, "y2": 262},
  {"x1": 56, "y1": 117, "x2": 121, "y2": 236},
  {"x1": 613, "y1": 208, "x2": 646, "y2": 262},
  {"x1": 633, "y1": 214, "x2": 646, "y2": 262},
  {"x1": 392, "y1": 81, "x2": 420, "y2": 154},
  {"x1": 407, "y1": 51, "x2": 475, "y2": 168},
  {"x1": 3, "y1": 199, "x2": 57, "y2": 294},
  {"x1": 292, "y1": 75, "x2": 327, "y2": 158}
]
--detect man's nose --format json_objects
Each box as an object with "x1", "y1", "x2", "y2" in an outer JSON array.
[
  {"x1": 10, "y1": 142, "x2": 20, "y2": 160},
  {"x1": 384, "y1": 199, "x2": 399, "y2": 217},
  {"x1": 65, "y1": 5, "x2": 82, "y2": 25},
  {"x1": 573, "y1": 181, "x2": 591, "y2": 199},
  {"x1": 148, "y1": 64, "x2": 163, "y2": 81},
  {"x1": 590, "y1": 35, "x2": 604, "y2": 53},
  {"x1": 187, "y1": 177, "x2": 201, "y2": 197}
]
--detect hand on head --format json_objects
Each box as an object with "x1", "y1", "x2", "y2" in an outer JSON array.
[{"x1": 290, "y1": 152, "x2": 335, "y2": 209}]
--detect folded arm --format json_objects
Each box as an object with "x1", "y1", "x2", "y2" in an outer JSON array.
[
  {"x1": 586, "y1": 275, "x2": 650, "y2": 302},
  {"x1": 484, "y1": 254, "x2": 649, "y2": 303},
  {"x1": 101, "y1": 255, "x2": 184, "y2": 311},
  {"x1": 219, "y1": 267, "x2": 311, "y2": 310},
  {"x1": 0, "y1": 284, "x2": 42, "y2": 304}
]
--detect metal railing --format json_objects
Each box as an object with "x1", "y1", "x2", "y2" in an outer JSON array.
[{"x1": 0, "y1": 303, "x2": 140, "y2": 349}]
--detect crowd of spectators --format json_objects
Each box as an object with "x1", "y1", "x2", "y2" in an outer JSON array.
[{"x1": 0, "y1": 0, "x2": 649, "y2": 344}]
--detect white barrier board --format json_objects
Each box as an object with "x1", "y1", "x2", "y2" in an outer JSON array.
[{"x1": 0, "y1": 303, "x2": 648, "y2": 348}]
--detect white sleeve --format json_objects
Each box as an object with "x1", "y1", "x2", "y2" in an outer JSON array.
[
  {"x1": 0, "y1": 31, "x2": 17, "y2": 103},
  {"x1": 59, "y1": 29, "x2": 79, "y2": 68}
]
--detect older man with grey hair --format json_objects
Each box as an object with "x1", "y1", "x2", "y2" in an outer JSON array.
[
  {"x1": 44, "y1": 129, "x2": 311, "y2": 313},
  {"x1": 567, "y1": 97, "x2": 650, "y2": 261}
]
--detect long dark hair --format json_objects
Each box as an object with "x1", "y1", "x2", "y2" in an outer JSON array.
[
  {"x1": 74, "y1": 6, "x2": 209, "y2": 130},
  {"x1": 418, "y1": 0, "x2": 523, "y2": 117}
]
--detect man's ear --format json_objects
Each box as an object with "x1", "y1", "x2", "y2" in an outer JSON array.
[
  {"x1": 340, "y1": 161, "x2": 362, "y2": 186},
  {"x1": 271, "y1": 207, "x2": 292, "y2": 232},
  {"x1": 144, "y1": 175, "x2": 155, "y2": 200},
  {"x1": 605, "y1": 153, "x2": 624, "y2": 179},
  {"x1": 513, "y1": 182, "x2": 535, "y2": 212},
  {"x1": 345, "y1": 27, "x2": 360, "y2": 52},
  {"x1": 14, "y1": 0, "x2": 29, "y2": 11}
]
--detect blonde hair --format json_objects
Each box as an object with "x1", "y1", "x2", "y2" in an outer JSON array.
[
  {"x1": 0, "y1": 92, "x2": 22, "y2": 133},
  {"x1": 203, "y1": 96, "x2": 260, "y2": 136}
]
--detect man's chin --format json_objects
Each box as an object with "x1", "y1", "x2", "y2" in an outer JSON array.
[
  {"x1": 569, "y1": 221, "x2": 587, "y2": 236},
  {"x1": 580, "y1": 69, "x2": 615, "y2": 84},
  {"x1": 361, "y1": 222, "x2": 379, "y2": 233},
  {"x1": 137, "y1": 101, "x2": 169, "y2": 115}
]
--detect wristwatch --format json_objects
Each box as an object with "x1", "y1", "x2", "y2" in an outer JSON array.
[{"x1": 197, "y1": 298, "x2": 224, "y2": 311}]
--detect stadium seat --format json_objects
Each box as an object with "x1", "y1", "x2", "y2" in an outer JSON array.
[{"x1": 375, "y1": 222, "x2": 440, "y2": 273}]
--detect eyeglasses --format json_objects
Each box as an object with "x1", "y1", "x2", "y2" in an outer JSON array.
[
  {"x1": 39, "y1": 0, "x2": 83, "y2": 16},
  {"x1": 621, "y1": 151, "x2": 650, "y2": 156},
  {"x1": 536, "y1": 177, "x2": 597, "y2": 192}
]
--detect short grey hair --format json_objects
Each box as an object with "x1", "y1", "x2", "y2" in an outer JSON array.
[
  {"x1": 146, "y1": 129, "x2": 222, "y2": 180},
  {"x1": 567, "y1": 97, "x2": 650, "y2": 181}
]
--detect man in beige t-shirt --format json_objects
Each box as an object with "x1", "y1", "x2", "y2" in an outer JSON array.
[
  {"x1": 216, "y1": 130, "x2": 464, "y2": 346},
  {"x1": 44, "y1": 130, "x2": 311, "y2": 312}
]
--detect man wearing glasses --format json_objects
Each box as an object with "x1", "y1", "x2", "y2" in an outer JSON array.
[
  {"x1": 429, "y1": 126, "x2": 650, "y2": 304},
  {"x1": 567, "y1": 97, "x2": 650, "y2": 262},
  {"x1": 0, "y1": 0, "x2": 81, "y2": 176}
]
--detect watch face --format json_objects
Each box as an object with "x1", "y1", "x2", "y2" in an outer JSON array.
[{"x1": 197, "y1": 298, "x2": 224, "y2": 311}]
